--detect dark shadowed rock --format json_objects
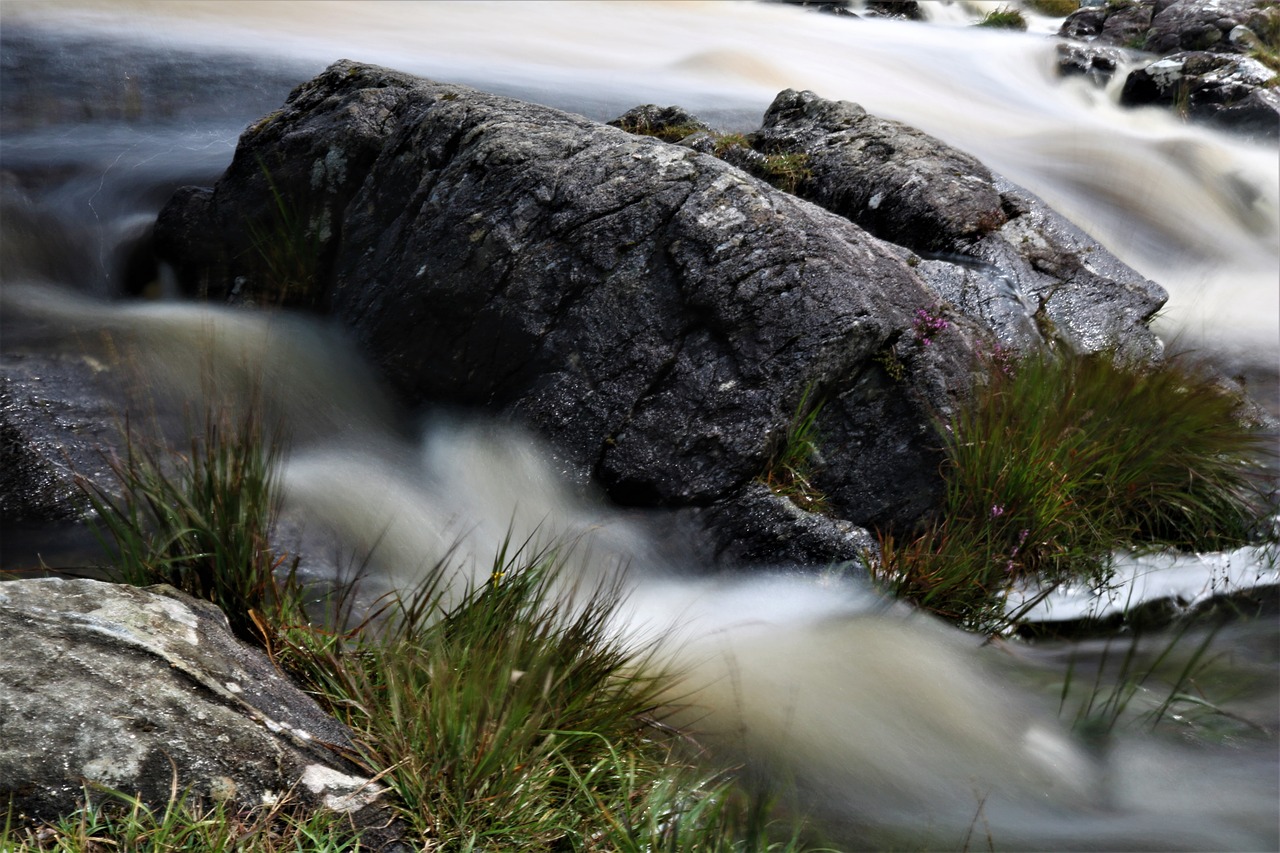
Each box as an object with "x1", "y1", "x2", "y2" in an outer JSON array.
[
  {"x1": 153, "y1": 61, "x2": 1165, "y2": 562},
  {"x1": 155, "y1": 61, "x2": 982, "y2": 542},
  {"x1": 747, "y1": 89, "x2": 1008, "y2": 255},
  {"x1": 0, "y1": 578, "x2": 404, "y2": 848}
]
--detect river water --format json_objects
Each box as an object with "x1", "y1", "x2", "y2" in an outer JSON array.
[{"x1": 2, "y1": 1, "x2": 1277, "y2": 849}]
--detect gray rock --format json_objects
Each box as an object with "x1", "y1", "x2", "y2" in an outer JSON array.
[
  {"x1": 687, "y1": 480, "x2": 879, "y2": 568},
  {"x1": 155, "y1": 61, "x2": 975, "y2": 539},
  {"x1": 1209, "y1": 85, "x2": 1280, "y2": 136},
  {"x1": 0, "y1": 352, "x2": 113, "y2": 525},
  {"x1": 153, "y1": 62, "x2": 1165, "y2": 561},
  {"x1": 1146, "y1": 0, "x2": 1263, "y2": 54},
  {"x1": 747, "y1": 89, "x2": 1009, "y2": 255},
  {"x1": 1121, "y1": 50, "x2": 1280, "y2": 138},
  {"x1": 1059, "y1": 0, "x2": 1280, "y2": 137},
  {"x1": 1056, "y1": 42, "x2": 1129, "y2": 86},
  {"x1": 695, "y1": 90, "x2": 1166, "y2": 362},
  {"x1": 0, "y1": 578, "x2": 403, "y2": 847}
]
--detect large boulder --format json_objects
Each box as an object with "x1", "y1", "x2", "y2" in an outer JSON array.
[
  {"x1": 154, "y1": 61, "x2": 980, "y2": 536},
  {"x1": 153, "y1": 61, "x2": 1164, "y2": 560},
  {"x1": 0, "y1": 578, "x2": 403, "y2": 847}
]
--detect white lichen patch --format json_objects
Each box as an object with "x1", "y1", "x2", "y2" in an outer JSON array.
[
  {"x1": 697, "y1": 204, "x2": 747, "y2": 231},
  {"x1": 224, "y1": 682, "x2": 242, "y2": 694},
  {"x1": 300, "y1": 764, "x2": 384, "y2": 813},
  {"x1": 86, "y1": 593, "x2": 200, "y2": 650},
  {"x1": 208, "y1": 775, "x2": 237, "y2": 802},
  {"x1": 83, "y1": 752, "x2": 143, "y2": 787},
  {"x1": 310, "y1": 146, "x2": 349, "y2": 192}
]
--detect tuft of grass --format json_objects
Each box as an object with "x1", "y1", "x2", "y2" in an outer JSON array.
[
  {"x1": 1062, "y1": 623, "x2": 1224, "y2": 740},
  {"x1": 270, "y1": 536, "x2": 834, "y2": 850},
  {"x1": 617, "y1": 118, "x2": 708, "y2": 143},
  {"x1": 71, "y1": 404, "x2": 830, "y2": 850},
  {"x1": 244, "y1": 160, "x2": 325, "y2": 308},
  {"x1": 4, "y1": 785, "x2": 360, "y2": 852},
  {"x1": 874, "y1": 350, "x2": 1272, "y2": 631},
  {"x1": 1025, "y1": 0, "x2": 1079, "y2": 16},
  {"x1": 976, "y1": 6, "x2": 1028, "y2": 29},
  {"x1": 759, "y1": 383, "x2": 829, "y2": 513},
  {"x1": 758, "y1": 151, "x2": 813, "y2": 194},
  {"x1": 77, "y1": 405, "x2": 293, "y2": 646}
]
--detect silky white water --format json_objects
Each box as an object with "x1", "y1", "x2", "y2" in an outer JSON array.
[
  {"x1": 2, "y1": 2, "x2": 1278, "y2": 848},
  {"x1": 6, "y1": 0, "x2": 1277, "y2": 355}
]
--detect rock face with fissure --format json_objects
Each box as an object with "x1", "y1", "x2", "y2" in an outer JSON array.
[
  {"x1": 0, "y1": 578, "x2": 401, "y2": 845},
  {"x1": 155, "y1": 61, "x2": 1165, "y2": 557}
]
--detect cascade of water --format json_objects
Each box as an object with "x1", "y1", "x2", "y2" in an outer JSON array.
[
  {"x1": 4, "y1": 0, "x2": 1276, "y2": 355},
  {"x1": 2, "y1": 3, "x2": 1277, "y2": 848}
]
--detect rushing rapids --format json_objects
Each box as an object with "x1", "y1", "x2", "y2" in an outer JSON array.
[{"x1": 2, "y1": 2, "x2": 1277, "y2": 850}]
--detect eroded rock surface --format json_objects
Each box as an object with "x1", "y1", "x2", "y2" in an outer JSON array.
[
  {"x1": 152, "y1": 61, "x2": 1167, "y2": 559},
  {"x1": 0, "y1": 578, "x2": 401, "y2": 846}
]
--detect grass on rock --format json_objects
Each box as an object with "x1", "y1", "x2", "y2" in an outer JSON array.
[
  {"x1": 759, "y1": 383, "x2": 830, "y2": 513},
  {"x1": 875, "y1": 350, "x2": 1273, "y2": 632},
  {"x1": 15, "y1": 407, "x2": 828, "y2": 852},
  {"x1": 976, "y1": 6, "x2": 1029, "y2": 29}
]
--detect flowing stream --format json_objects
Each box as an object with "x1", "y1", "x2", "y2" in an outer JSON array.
[{"x1": 2, "y1": 2, "x2": 1278, "y2": 849}]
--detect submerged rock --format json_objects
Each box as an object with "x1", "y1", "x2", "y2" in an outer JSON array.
[{"x1": 0, "y1": 578, "x2": 403, "y2": 847}]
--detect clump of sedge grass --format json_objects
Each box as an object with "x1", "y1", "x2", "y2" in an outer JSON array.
[
  {"x1": 875, "y1": 350, "x2": 1272, "y2": 631},
  {"x1": 78, "y1": 405, "x2": 291, "y2": 645},
  {"x1": 760, "y1": 383, "x2": 829, "y2": 513},
  {"x1": 75, "y1": 406, "x2": 826, "y2": 850},
  {"x1": 4, "y1": 785, "x2": 360, "y2": 852},
  {"x1": 272, "y1": 538, "x2": 824, "y2": 850},
  {"x1": 245, "y1": 159, "x2": 325, "y2": 308},
  {"x1": 976, "y1": 6, "x2": 1028, "y2": 29}
]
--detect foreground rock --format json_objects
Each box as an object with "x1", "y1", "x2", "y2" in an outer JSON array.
[
  {"x1": 152, "y1": 61, "x2": 1167, "y2": 563},
  {"x1": 0, "y1": 577, "x2": 403, "y2": 847}
]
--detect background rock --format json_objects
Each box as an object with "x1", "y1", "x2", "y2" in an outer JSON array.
[{"x1": 1059, "y1": 0, "x2": 1280, "y2": 138}]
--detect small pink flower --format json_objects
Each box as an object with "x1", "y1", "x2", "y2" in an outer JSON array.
[{"x1": 990, "y1": 504, "x2": 1005, "y2": 518}]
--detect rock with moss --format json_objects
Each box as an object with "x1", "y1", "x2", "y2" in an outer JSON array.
[
  {"x1": 707, "y1": 89, "x2": 1165, "y2": 361},
  {"x1": 0, "y1": 578, "x2": 404, "y2": 847},
  {"x1": 154, "y1": 61, "x2": 1165, "y2": 562},
  {"x1": 607, "y1": 104, "x2": 711, "y2": 142}
]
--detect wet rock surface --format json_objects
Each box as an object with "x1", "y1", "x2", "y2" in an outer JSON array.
[
  {"x1": 151, "y1": 62, "x2": 1167, "y2": 561},
  {"x1": 0, "y1": 578, "x2": 404, "y2": 848},
  {"x1": 1059, "y1": 0, "x2": 1280, "y2": 138}
]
